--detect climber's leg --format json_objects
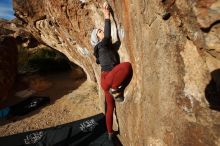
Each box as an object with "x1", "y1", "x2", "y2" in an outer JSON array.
[
  {"x1": 101, "y1": 72, "x2": 115, "y2": 134},
  {"x1": 100, "y1": 62, "x2": 132, "y2": 133},
  {"x1": 108, "y1": 62, "x2": 132, "y2": 90}
]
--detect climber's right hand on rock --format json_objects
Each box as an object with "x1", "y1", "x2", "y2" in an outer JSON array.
[{"x1": 102, "y1": 2, "x2": 110, "y2": 19}]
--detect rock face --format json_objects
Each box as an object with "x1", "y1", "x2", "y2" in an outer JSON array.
[
  {"x1": 0, "y1": 37, "x2": 18, "y2": 102},
  {"x1": 0, "y1": 18, "x2": 39, "y2": 48},
  {"x1": 13, "y1": 0, "x2": 220, "y2": 145},
  {"x1": 0, "y1": 18, "x2": 40, "y2": 102}
]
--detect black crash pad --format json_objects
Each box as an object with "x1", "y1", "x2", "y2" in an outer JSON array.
[{"x1": 0, "y1": 113, "x2": 122, "y2": 146}]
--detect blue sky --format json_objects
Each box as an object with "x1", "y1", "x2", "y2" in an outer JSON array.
[{"x1": 0, "y1": 0, "x2": 15, "y2": 20}]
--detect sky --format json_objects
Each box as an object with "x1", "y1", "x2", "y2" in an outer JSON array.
[{"x1": 0, "y1": 0, "x2": 15, "y2": 20}]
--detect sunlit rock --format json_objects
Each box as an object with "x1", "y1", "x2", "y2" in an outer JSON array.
[{"x1": 13, "y1": 0, "x2": 220, "y2": 145}]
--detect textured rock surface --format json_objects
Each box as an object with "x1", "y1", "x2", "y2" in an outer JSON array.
[
  {"x1": 0, "y1": 18, "x2": 39, "y2": 48},
  {"x1": 13, "y1": 0, "x2": 220, "y2": 145},
  {"x1": 0, "y1": 19, "x2": 40, "y2": 102},
  {"x1": 0, "y1": 37, "x2": 18, "y2": 102}
]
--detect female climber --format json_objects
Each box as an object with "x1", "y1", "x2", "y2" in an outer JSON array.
[{"x1": 90, "y1": 2, "x2": 132, "y2": 141}]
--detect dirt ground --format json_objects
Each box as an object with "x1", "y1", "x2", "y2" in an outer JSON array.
[{"x1": 0, "y1": 70, "x2": 101, "y2": 137}]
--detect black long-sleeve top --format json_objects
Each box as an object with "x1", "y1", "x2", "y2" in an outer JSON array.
[{"x1": 93, "y1": 19, "x2": 119, "y2": 71}]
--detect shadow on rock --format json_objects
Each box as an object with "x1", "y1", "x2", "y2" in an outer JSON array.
[{"x1": 205, "y1": 69, "x2": 220, "y2": 111}]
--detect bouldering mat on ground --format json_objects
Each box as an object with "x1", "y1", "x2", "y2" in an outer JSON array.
[
  {"x1": 0, "y1": 113, "x2": 122, "y2": 146},
  {"x1": 0, "y1": 96, "x2": 50, "y2": 119}
]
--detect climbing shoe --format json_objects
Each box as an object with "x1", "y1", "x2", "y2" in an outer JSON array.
[
  {"x1": 109, "y1": 86, "x2": 124, "y2": 102},
  {"x1": 162, "y1": 11, "x2": 171, "y2": 20},
  {"x1": 114, "y1": 93, "x2": 124, "y2": 102},
  {"x1": 108, "y1": 132, "x2": 117, "y2": 142}
]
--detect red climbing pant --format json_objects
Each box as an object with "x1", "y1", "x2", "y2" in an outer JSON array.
[{"x1": 101, "y1": 62, "x2": 132, "y2": 133}]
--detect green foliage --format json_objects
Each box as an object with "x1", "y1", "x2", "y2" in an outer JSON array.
[
  {"x1": 18, "y1": 47, "x2": 71, "y2": 74},
  {"x1": 17, "y1": 45, "x2": 30, "y2": 73},
  {"x1": 28, "y1": 48, "x2": 71, "y2": 73}
]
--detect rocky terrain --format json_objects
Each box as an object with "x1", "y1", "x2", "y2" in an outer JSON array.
[
  {"x1": 1, "y1": 0, "x2": 220, "y2": 145},
  {"x1": 0, "y1": 18, "x2": 100, "y2": 138}
]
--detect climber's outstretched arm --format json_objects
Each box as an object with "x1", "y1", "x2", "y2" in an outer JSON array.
[
  {"x1": 101, "y1": 2, "x2": 111, "y2": 45},
  {"x1": 103, "y1": 2, "x2": 110, "y2": 19}
]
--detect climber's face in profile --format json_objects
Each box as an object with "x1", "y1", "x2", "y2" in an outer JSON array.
[{"x1": 97, "y1": 29, "x2": 104, "y2": 41}]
